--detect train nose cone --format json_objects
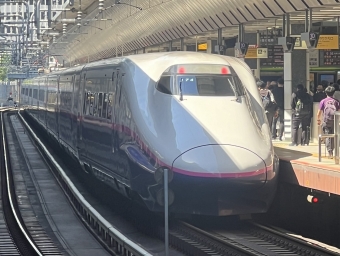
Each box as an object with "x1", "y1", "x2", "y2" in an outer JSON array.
[{"x1": 172, "y1": 144, "x2": 267, "y2": 182}]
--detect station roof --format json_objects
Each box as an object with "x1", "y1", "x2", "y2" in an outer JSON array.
[{"x1": 49, "y1": 0, "x2": 340, "y2": 64}]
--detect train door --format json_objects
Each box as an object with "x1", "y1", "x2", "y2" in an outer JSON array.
[
  {"x1": 56, "y1": 75, "x2": 60, "y2": 140},
  {"x1": 112, "y1": 68, "x2": 124, "y2": 153},
  {"x1": 45, "y1": 77, "x2": 48, "y2": 127},
  {"x1": 73, "y1": 73, "x2": 81, "y2": 152},
  {"x1": 77, "y1": 72, "x2": 86, "y2": 154},
  {"x1": 112, "y1": 69, "x2": 120, "y2": 153}
]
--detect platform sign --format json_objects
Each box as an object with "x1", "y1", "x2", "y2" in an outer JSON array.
[
  {"x1": 256, "y1": 48, "x2": 268, "y2": 58},
  {"x1": 197, "y1": 43, "x2": 207, "y2": 51},
  {"x1": 244, "y1": 46, "x2": 268, "y2": 58},
  {"x1": 294, "y1": 35, "x2": 339, "y2": 50},
  {"x1": 317, "y1": 35, "x2": 339, "y2": 50},
  {"x1": 245, "y1": 45, "x2": 257, "y2": 58}
]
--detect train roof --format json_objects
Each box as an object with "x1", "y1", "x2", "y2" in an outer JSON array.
[
  {"x1": 29, "y1": 52, "x2": 239, "y2": 81},
  {"x1": 126, "y1": 52, "x2": 233, "y2": 81}
]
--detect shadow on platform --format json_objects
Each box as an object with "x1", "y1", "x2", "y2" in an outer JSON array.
[{"x1": 274, "y1": 147, "x2": 313, "y2": 161}]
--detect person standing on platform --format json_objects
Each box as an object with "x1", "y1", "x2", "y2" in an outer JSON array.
[
  {"x1": 259, "y1": 81, "x2": 276, "y2": 130},
  {"x1": 317, "y1": 86, "x2": 340, "y2": 159},
  {"x1": 313, "y1": 85, "x2": 327, "y2": 102},
  {"x1": 332, "y1": 83, "x2": 340, "y2": 102},
  {"x1": 271, "y1": 78, "x2": 284, "y2": 140},
  {"x1": 290, "y1": 84, "x2": 313, "y2": 146}
]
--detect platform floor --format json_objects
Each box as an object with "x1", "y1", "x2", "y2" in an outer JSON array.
[{"x1": 273, "y1": 140, "x2": 340, "y2": 195}]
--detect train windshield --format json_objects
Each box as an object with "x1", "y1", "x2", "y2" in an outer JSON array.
[
  {"x1": 156, "y1": 64, "x2": 244, "y2": 97},
  {"x1": 176, "y1": 75, "x2": 237, "y2": 96}
]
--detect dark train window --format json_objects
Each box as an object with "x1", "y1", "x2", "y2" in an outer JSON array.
[
  {"x1": 25, "y1": 88, "x2": 28, "y2": 95},
  {"x1": 107, "y1": 93, "x2": 113, "y2": 120},
  {"x1": 39, "y1": 90, "x2": 45, "y2": 101},
  {"x1": 29, "y1": 88, "x2": 32, "y2": 97},
  {"x1": 98, "y1": 93, "x2": 104, "y2": 117},
  {"x1": 156, "y1": 76, "x2": 172, "y2": 94},
  {"x1": 93, "y1": 93, "x2": 98, "y2": 116},
  {"x1": 176, "y1": 75, "x2": 237, "y2": 96},
  {"x1": 102, "y1": 93, "x2": 108, "y2": 119},
  {"x1": 33, "y1": 89, "x2": 38, "y2": 99},
  {"x1": 232, "y1": 76, "x2": 246, "y2": 96},
  {"x1": 83, "y1": 92, "x2": 88, "y2": 115}
]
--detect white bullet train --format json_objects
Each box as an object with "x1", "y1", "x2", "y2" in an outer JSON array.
[{"x1": 21, "y1": 52, "x2": 279, "y2": 216}]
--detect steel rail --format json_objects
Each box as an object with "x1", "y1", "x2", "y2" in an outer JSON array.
[
  {"x1": 18, "y1": 111, "x2": 152, "y2": 256},
  {"x1": 249, "y1": 222, "x2": 340, "y2": 256},
  {"x1": 1, "y1": 112, "x2": 43, "y2": 256}
]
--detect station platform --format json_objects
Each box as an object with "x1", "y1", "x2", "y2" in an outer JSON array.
[{"x1": 274, "y1": 140, "x2": 340, "y2": 196}]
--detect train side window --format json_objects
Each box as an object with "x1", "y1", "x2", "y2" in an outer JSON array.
[
  {"x1": 233, "y1": 76, "x2": 246, "y2": 96},
  {"x1": 102, "y1": 93, "x2": 108, "y2": 119},
  {"x1": 83, "y1": 92, "x2": 89, "y2": 115},
  {"x1": 39, "y1": 89, "x2": 45, "y2": 101},
  {"x1": 89, "y1": 93, "x2": 94, "y2": 116},
  {"x1": 107, "y1": 93, "x2": 113, "y2": 120},
  {"x1": 156, "y1": 76, "x2": 172, "y2": 94},
  {"x1": 29, "y1": 88, "x2": 32, "y2": 97},
  {"x1": 93, "y1": 93, "x2": 98, "y2": 117},
  {"x1": 98, "y1": 93, "x2": 104, "y2": 117}
]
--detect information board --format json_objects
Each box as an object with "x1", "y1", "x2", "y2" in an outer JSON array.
[
  {"x1": 260, "y1": 45, "x2": 284, "y2": 67},
  {"x1": 321, "y1": 49, "x2": 340, "y2": 66}
]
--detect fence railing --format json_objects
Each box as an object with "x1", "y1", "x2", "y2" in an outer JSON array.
[{"x1": 318, "y1": 112, "x2": 340, "y2": 164}]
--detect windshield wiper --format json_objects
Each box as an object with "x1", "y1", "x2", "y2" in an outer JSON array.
[{"x1": 179, "y1": 78, "x2": 184, "y2": 101}]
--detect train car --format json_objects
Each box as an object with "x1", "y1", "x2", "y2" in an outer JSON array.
[{"x1": 22, "y1": 52, "x2": 279, "y2": 216}]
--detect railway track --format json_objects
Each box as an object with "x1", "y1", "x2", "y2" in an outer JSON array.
[
  {"x1": 6, "y1": 108, "x2": 340, "y2": 256},
  {"x1": 164, "y1": 220, "x2": 340, "y2": 256},
  {"x1": 0, "y1": 111, "x2": 42, "y2": 255}
]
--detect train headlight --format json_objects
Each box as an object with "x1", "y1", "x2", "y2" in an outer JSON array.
[{"x1": 307, "y1": 195, "x2": 320, "y2": 204}]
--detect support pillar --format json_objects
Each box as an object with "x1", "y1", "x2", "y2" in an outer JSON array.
[
  {"x1": 168, "y1": 41, "x2": 172, "y2": 52},
  {"x1": 217, "y1": 28, "x2": 223, "y2": 55},
  {"x1": 304, "y1": 9, "x2": 313, "y2": 92},
  {"x1": 195, "y1": 36, "x2": 198, "y2": 52},
  {"x1": 207, "y1": 39, "x2": 212, "y2": 54},
  {"x1": 180, "y1": 38, "x2": 185, "y2": 51},
  {"x1": 283, "y1": 13, "x2": 292, "y2": 141},
  {"x1": 143, "y1": 47, "x2": 146, "y2": 53},
  {"x1": 238, "y1": 24, "x2": 244, "y2": 42},
  {"x1": 254, "y1": 31, "x2": 261, "y2": 79},
  {"x1": 237, "y1": 24, "x2": 245, "y2": 61},
  {"x1": 243, "y1": 32, "x2": 257, "y2": 75}
]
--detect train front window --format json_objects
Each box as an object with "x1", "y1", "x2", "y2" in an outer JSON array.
[{"x1": 177, "y1": 75, "x2": 237, "y2": 96}]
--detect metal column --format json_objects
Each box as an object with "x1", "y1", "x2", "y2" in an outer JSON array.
[
  {"x1": 164, "y1": 168, "x2": 169, "y2": 256},
  {"x1": 169, "y1": 41, "x2": 172, "y2": 52},
  {"x1": 238, "y1": 24, "x2": 244, "y2": 42},
  {"x1": 180, "y1": 38, "x2": 185, "y2": 51},
  {"x1": 335, "y1": 113, "x2": 340, "y2": 164},
  {"x1": 143, "y1": 47, "x2": 146, "y2": 53},
  {"x1": 217, "y1": 28, "x2": 223, "y2": 55},
  {"x1": 195, "y1": 36, "x2": 198, "y2": 52},
  {"x1": 283, "y1": 13, "x2": 292, "y2": 141},
  {"x1": 255, "y1": 31, "x2": 261, "y2": 79},
  {"x1": 305, "y1": 9, "x2": 310, "y2": 92},
  {"x1": 237, "y1": 24, "x2": 245, "y2": 61}
]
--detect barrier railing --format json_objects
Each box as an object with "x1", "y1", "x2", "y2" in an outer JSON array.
[{"x1": 318, "y1": 112, "x2": 340, "y2": 164}]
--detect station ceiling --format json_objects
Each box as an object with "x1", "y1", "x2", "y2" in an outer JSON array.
[{"x1": 49, "y1": 0, "x2": 340, "y2": 64}]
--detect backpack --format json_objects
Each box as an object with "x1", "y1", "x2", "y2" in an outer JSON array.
[
  {"x1": 295, "y1": 96, "x2": 311, "y2": 116},
  {"x1": 261, "y1": 92, "x2": 271, "y2": 110},
  {"x1": 323, "y1": 98, "x2": 337, "y2": 124}
]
